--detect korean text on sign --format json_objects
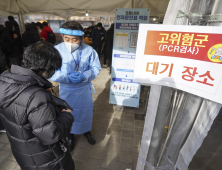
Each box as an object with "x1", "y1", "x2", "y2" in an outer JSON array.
[
  {"x1": 157, "y1": 33, "x2": 208, "y2": 47},
  {"x1": 145, "y1": 62, "x2": 215, "y2": 87}
]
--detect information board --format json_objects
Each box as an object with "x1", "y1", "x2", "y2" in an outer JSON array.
[
  {"x1": 49, "y1": 20, "x2": 60, "y2": 33},
  {"x1": 109, "y1": 8, "x2": 150, "y2": 108},
  {"x1": 133, "y1": 24, "x2": 222, "y2": 104}
]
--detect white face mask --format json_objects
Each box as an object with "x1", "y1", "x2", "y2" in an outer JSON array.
[
  {"x1": 98, "y1": 27, "x2": 101, "y2": 30},
  {"x1": 64, "y1": 42, "x2": 80, "y2": 53}
]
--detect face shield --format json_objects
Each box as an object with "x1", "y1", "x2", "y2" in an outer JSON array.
[{"x1": 60, "y1": 28, "x2": 84, "y2": 52}]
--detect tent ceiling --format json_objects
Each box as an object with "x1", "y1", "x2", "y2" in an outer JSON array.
[
  {"x1": 140, "y1": 0, "x2": 170, "y2": 18},
  {"x1": 0, "y1": 0, "x2": 19, "y2": 17},
  {"x1": 0, "y1": 0, "x2": 170, "y2": 19}
]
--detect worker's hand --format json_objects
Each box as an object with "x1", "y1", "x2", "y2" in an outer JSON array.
[
  {"x1": 13, "y1": 34, "x2": 18, "y2": 39},
  {"x1": 68, "y1": 72, "x2": 85, "y2": 84},
  {"x1": 62, "y1": 109, "x2": 72, "y2": 114},
  {"x1": 101, "y1": 37, "x2": 104, "y2": 40}
]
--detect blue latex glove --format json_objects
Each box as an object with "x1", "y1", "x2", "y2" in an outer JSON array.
[{"x1": 68, "y1": 72, "x2": 85, "y2": 84}]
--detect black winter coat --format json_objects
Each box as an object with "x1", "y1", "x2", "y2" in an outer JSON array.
[
  {"x1": 0, "y1": 48, "x2": 6, "y2": 74},
  {"x1": 0, "y1": 27, "x2": 6, "y2": 47},
  {"x1": 106, "y1": 28, "x2": 114, "y2": 60},
  {"x1": 22, "y1": 24, "x2": 41, "y2": 47},
  {"x1": 0, "y1": 65, "x2": 75, "y2": 170},
  {"x1": 92, "y1": 27, "x2": 106, "y2": 45},
  {"x1": 1, "y1": 28, "x2": 23, "y2": 59},
  {"x1": 10, "y1": 20, "x2": 20, "y2": 34}
]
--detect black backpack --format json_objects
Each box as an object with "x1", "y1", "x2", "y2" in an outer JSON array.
[
  {"x1": 2, "y1": 31, "x2": 13, "y2": 54},
  {"x1": 22, "y1": 31, "x2": 33, "y2": 48},
  {"x1": 47, "y1": 32, "x2": 56, "y2": 45}
]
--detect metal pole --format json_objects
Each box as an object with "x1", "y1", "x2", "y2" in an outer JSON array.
[
  {"x1": 156, "y1": 92, "x2": 185, "y2": 166},
  {"x1": 210, "y1": 0, "x2": 222, "y2": 26},
  {"x1": 174, "y1": 0, "x2": 193, "y2": 25},
  {"x1": 169, "y1": 90, "x2": 177, "y2": 129},
  {"x1": 18, "y1": 10, "x2": 25, "y2": 35},
  {"x1": 145, "y1": 86, "x2": 173, "y2": 169},
  {"x1": 163, "y1": 0, "x2": 184, "y2": 24}
]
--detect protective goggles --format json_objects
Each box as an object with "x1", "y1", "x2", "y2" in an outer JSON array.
[{"x1": 60, "y1": 28, "x2": 84, "y2": 36}]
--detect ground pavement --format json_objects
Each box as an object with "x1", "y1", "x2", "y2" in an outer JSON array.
[{"x1": 0, "y1": 68, "x2": 145, "y2": 170}]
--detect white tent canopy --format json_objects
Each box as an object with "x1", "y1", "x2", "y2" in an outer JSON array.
[
  {"x1": 0, "y1": 0, "x2": 170, "y2": 33},
  {"x1": 0, "y1": 0, "x2": 19, "y2": 17},
  {"x1": 0, "y1": 0, "x2": 170, "y2": 19}
]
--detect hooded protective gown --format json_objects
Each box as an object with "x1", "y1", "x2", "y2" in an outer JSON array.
[{"x1": 51, "y1": 42, "x2": 101, "y2": 134}]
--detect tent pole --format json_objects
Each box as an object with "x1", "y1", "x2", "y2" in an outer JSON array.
[
  {"x1": 156, "y1": 92, "x2": 185, "y2": 166},
  {"x1": 136, "y1": 85, "x2": 162, "y2": 170},
  {"x1": 163, "y1": 0, "x2": 184, "y2": 24},
  {"x1": 15, "y1": 0, "x2": 25, "y2": 35},
  {"x1": 18, "y1": 10, "x2": 25, "y2": 35},
  {"x1": 210, "y1": 0, "x2": 222, "y2": 26},
  {"x1": 133, "y1": 0, "x2": 144, "y2": 8}
]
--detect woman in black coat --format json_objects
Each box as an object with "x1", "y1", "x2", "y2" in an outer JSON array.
[
  {"x1": 106, "y1": 23, "x2": 114, "y2": 74},
  {"x1": 22, "y1": 23, "x2": 41, "y2": 47},
  {"x1": 0, "y1": 41, "x2": 75, "y2": 170},
  {"x1": 2, "y1": 21, "x2": 23, "y2": 67}
]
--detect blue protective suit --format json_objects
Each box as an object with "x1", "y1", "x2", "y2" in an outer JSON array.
[{"x1": 50, "y1": 42, "x2": 101, "y2": 134}]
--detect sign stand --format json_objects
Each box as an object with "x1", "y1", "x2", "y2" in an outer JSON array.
[{"x1": 109, "y1": 8, "x2": 150, "y2": 108}]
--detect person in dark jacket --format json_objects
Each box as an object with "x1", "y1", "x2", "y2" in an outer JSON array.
[
  {"x1": 40, "y1": 22, "x2": 54, "y2": 42},
  {"x1": 92, "y1": 22, "x2": 106, "y2": 59},
  {"x1": 2, "y1": 21, "x2": 23, "y2": 67},
  {"x1": 0, "y1": 41, "x2": 75, "y2": 170},
  {"x1": 8, "y1": 16, "x2": 20, "y2": 34},
  {"x1": 22, "y1": 23, "x2": 41, "y2": 47},
  {"x1": 102, "y1": 29, "x2": 108, "y2": 67},
  {"x1": 87, "y1": 26, "x2": 93, "y2": 38},
  {"x1": 36, "y1": 22, "x2": 43, "y2": 35},
  {"x1": 0, "y1": 48, "x2": 6, "y2": 74},
  {"x1": 0, "y1": 24, "x2": 6, "y2": 47},
  {"x1": 106, "y1": 23, "x2": 114, "y2": 74}
]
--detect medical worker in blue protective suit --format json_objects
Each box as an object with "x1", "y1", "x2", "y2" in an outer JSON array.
[{"x1": 50, "y1": 21, "x2": 101, "y2": 150}]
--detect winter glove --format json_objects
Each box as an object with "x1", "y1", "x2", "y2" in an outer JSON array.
[{"x1": 68, "y1": 72, "x2": 85, "y2": 84}]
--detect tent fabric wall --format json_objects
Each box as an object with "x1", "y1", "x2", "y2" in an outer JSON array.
[
  {"x1": 0, "y1": 0, "x2": 19, "y2": 15},
  {"x1": 17, "y1": 0, "x2": 133, "y2": 18},
  {"x1": 140, "y1": 0, "x2": 170, "y2": 18},
  {"x1": 55, "y1": 0, "x2": 133, "y2": 13},
  {"x1": 0, "y1": 0, "x2": 19, "y2": 20},
  {"x1": 0, "y1": 0, "x2": 169, "y2": 20},
  {"x1": 0, "y1": 10, "x2": 15, "y2": 19},
  {"x1": 17, "y1": 0, "x2": 73, "y2": 19},
  {"x1": 134, "y1": 0, "x2": 145, "y2": 8}
]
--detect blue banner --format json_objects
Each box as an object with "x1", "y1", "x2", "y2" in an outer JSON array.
[
  {"x1": 112, "y1": 78, "x2": 140, "y2": 84},
  {"x1": 114, "y1": 54, "x2": 136, "y2": 59}
]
